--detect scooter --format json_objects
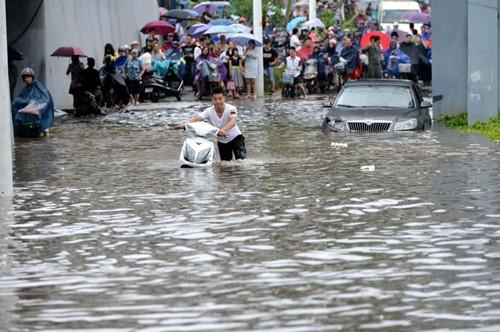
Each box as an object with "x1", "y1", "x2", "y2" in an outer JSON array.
[
  {"x1": 281, "y1": 72, "x2": 301, "y2": 98},
  {"x1": 179, "y1": 122, "x2": 219, "y2": 168},
  {"x1": 303, "y1": 58, "x2": 319, "y2": 93},
  {"x1": 141, "y1": 63, "x2": 183, "y2": 102}
]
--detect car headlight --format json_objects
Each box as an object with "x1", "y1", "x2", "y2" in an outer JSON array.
[
  {"x1": 328, "y1": 119, "x2": 346, "y2": 132},
  {"x1": 394, "y1": 118, "x2": 418, "y2": 131}
]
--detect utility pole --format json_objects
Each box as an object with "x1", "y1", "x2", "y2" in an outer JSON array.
[
  {"x1": 0, "y1": 0, "x2": 13, "y2": 197},
  {"x1": 309, "y1": 0, "x2": 317, "y2": 20},
  {"x1": 253, "y1": 0, "x2": 264, "y2": 97}
]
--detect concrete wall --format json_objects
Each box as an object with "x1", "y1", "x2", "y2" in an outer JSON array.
[
  {"x1": 8, "y1": 0, "x2": 159, "y2": 109},
  {"x1": 431, "y1": 0, "x2": 468, "y2": 118},
  {"x1": 432, "y1": 0, "x2": 500, "y2": 123},
  {"x1": 467, "y1": 0, "x2": 499, "y2": 125}
]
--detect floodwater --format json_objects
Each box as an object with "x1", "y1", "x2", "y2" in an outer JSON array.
[{"x1": 1, "y1": 97, "x2": 500, "y2": 332}]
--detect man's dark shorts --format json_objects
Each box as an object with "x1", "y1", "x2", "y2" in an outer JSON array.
[
  {"x1": 217, "y1": 135, "x2": 247, "y2": 161},
  {"x1": 294, "y1": 75, "x2": 303, "y2": 84}
]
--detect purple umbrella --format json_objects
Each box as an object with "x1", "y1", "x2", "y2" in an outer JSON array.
[
  {"x1": 403, "y1": 12, "x2": 431, "y2": 23},
  {"x1": 193, "y1": 2, "x2": 218, "y2": 14},
  {"x1": 191, "y1": 24, "x2": 211, "y2": 38}
]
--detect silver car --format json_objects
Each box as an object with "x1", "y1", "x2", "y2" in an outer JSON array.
[{"x1": 322, "y1": 80, "x2": 432, "y2": 133}]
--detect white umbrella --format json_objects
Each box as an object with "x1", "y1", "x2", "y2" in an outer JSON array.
[{"x1": 302, "y1": 18, "x2": 325, "y2": 29}]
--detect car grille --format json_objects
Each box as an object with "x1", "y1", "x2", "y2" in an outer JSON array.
[{"x1": 347, "y1": 121, "x2": 392, "y2": 132}]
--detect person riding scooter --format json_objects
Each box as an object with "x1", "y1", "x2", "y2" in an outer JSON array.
[{"x1": 11, "y1": 68, "x2": 54, "y2": 138}]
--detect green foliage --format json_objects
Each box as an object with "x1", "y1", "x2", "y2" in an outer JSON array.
[
  {"x1": 231, "y1": 0, "x2": 285, "y2": 27},
  {"x1": 442, "y1": 113, "x2": 500, "y2": 142},
  {"x1": 319, "y1": 10, "x2": 335, "y2": 30}
]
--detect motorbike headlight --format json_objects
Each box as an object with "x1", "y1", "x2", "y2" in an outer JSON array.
[
  {"x1": 394, "y1": 118, "x2": 418, "y2": 131},
  {"x1": 328, "y1": 119, "x2": 346, "y2": 132}
]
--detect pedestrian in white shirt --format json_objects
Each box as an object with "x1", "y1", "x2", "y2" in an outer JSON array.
[
  {"x1": 282, "y1": 47, "x2": 307, "y2": 97},
  {"x1": 189, "y1": 87, "x2": 247, "y2": 161},
  {"x1": 290, "y1": 28, "x2": 302, "y2": 51}
]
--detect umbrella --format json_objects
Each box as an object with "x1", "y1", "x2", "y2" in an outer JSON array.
[
  {"x1": 164, "y1": 9, "x2": 200, "y2": 20},
  {"x1": 302, "y1": 18, "x2": 325, "y2": 29},
  {"x1": 204, "y1": 24, "x2": 251, "y2": 35},
  {"x1": 227, "y1": 23, "x2": 251, "y2": 33},
  {"x1": 287, "y1": 16, "x2": 306, "y2": 32},
  {"x1": 403, "y1": 12, "x2": 431, "y2": 23},
  {"x1": 209, "y1": 1, "x2": 231, "y2": 6},
  {"x1": 191, "y1": 24, "x2": 212, "y2": 38},
  {"x1": 193, "y1": 1, "x2": 218, "y2": 14},
  {"x1": 226, "y1": 32, "x2": 262, "y2": 47},
  {"x1": 209, "y1": 18, "x2": 233, "y2": 26},
  {"x1": 294, "y1": 0, "x2": 308, "y2": 6},
  {"x1": 51, "y1": 46, "x2": 87, "y2": 57},
  {"x1": 141, "y1": 20, "x2": 175, "y2": 35},
  {"x1": 360, "y1": 31, "x2": 391, "y2": 51},
  {"x1": 188, "y1": 23, "x2": 207, "y2": 35},
  {"x1": 159, "y1": 7, "x2": 168, "y2": 16}
]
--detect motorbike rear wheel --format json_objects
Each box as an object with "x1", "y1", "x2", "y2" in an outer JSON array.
[{"x1": 151, "y1": 88, "x2": 160, "y2": 103}]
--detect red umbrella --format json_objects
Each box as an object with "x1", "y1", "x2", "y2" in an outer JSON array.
[
  {"x1": 51, "y1": 46, "x2": 87, "y2": 57},
  {"x1": 141, "y1": 20, "x2": 175, "y2": 35},
  {"x1": 361, "y1": 31, "x2": 391, "y2": 51}
]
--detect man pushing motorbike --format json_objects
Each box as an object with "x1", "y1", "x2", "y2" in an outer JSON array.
[{"x1": 179, "y1": 87, "x2": 247, "y2": 161}]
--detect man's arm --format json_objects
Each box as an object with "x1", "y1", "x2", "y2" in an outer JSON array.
[
  {"x1": 218, "y1": 114, "x2": 237, "y2": 136},
  {"x1": 190, "y1": 114, "x2": 204, "y2": 122}
]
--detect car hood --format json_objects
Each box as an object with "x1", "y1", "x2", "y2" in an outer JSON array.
[{"x1": 327, "y1": 107, "x2": 418, "y2": 122}]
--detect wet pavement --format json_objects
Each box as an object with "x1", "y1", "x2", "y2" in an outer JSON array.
[{"x1": 1, "y1": 96, "x2": 500, "y2": 331}]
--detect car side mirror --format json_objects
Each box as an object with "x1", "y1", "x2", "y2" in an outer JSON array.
[
  {"x1": 323, "y1": 101, "x2": 333, "y2": 108},
  {"x1": 420, "y1": 101, "x2": 432, "y2": 108}
]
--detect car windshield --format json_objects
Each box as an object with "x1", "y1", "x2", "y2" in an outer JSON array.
[
  {"x1": 382, "y1": 10, "x2": 420, "y2": 23},
  {"x1": 336, "y1": 85, "x2": 415, "y2": 108}
]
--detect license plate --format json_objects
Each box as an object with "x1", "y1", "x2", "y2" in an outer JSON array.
[{"x1": 145, "y1": 88, "x2": 153, "y2": 93}]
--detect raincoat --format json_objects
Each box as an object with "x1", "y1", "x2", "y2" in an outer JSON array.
[
  {"x1": 384, "y1": 48, "x2": 411, "y2": 78},
  {"x1": 11, "y1": 81, "x2": 54, "y2": 137}
]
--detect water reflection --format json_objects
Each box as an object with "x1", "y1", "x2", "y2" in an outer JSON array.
[{"x1": 1, "y1": 97, "x2": 500, "y2": 331}]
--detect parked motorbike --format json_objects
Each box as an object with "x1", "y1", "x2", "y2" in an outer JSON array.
[
  {"x1": 281, "y1": 72, "x2": 302, "y2": 98},
  {"x1": 141, "y1": 63, "x2": 183, "y2": 102}
]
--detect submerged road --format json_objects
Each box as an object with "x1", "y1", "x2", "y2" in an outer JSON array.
[{"x1": 1, "y1": 96, "x2": 500, "y2": 331}]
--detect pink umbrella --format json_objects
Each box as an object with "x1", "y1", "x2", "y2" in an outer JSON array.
[
  {"x1": 159, "y1": 7, "x2": 168, "y2": 17},
  {"x1": 141, "y1": 20, "x2": 175, "y2": 35},
  {"x1": 51, "y1": 46, "x2": 87, "y2": 57}
]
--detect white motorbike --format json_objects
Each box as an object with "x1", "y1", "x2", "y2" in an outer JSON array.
[{"x1": 179, "y1": 122, "x2": 219, "y2": 168}]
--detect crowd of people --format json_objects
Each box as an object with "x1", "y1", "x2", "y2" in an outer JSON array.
[{"x1": 64, "y1": 1, "x2": 433, "y2": 110}]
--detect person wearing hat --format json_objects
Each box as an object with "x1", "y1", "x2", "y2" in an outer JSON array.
[
  {"x1": 114, "y1": 46, "x2": 130, "y2": 72},
  {"x1": 11, "y1": 68, "x2": 54, "y2": 137}
]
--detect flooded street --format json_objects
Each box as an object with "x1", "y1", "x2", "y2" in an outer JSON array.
[{"x1": 2, "y1": 97, "x2": 500, "y2": 331}]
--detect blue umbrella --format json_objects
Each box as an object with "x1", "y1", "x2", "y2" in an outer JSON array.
[
  {"x1": 204, "y1": 24, "x2": 251, "y2": 35},
  {"x1": 226, "y1": 32, "x2": 262, "y2": 47},
  {"x1": 287, "y1": 16, "x2": 306, "y2": 32},
  {"x1": 209, "y1": 18, "x2": 233, "y2": 26},
  {"x1": 204, "y1": 25, "x2": 233, "y2": 35}
]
